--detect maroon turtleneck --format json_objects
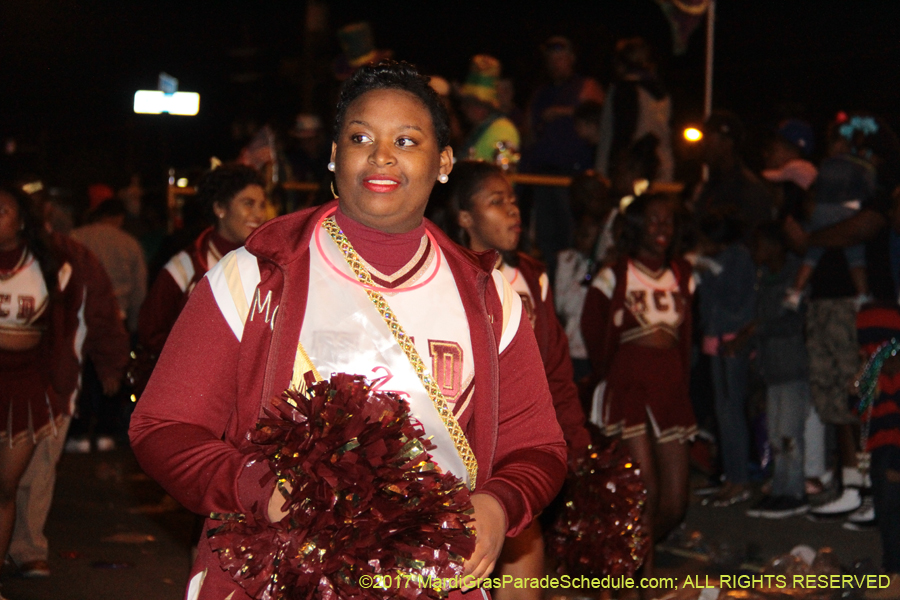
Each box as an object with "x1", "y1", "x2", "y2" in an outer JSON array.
[
  {"x1": 334, "y1": 206, "x2": 426, "y2": 275},
  {"x1": 209, "y1": 229, "x2": 243, "y2": 256},
  {"x1": 0, "y1": 244, "x2": 25, "y2": 271}
]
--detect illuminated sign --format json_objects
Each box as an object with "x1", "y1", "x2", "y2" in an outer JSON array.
[{"x1": 133, "y1": 91, "x2": 200, "y2": 116}]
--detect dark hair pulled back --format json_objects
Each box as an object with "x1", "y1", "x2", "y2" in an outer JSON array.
[
  {"x1": 195, "y1": 164, "x2": 265, "y2": 224},
  {"x1": 442, "y1": 160, "x2": 505, "y2": 246},
  {"x1": 333, "y1": 60, "x2": 451, "y2": 150}
]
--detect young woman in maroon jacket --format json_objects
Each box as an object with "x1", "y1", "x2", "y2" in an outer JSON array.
[
  {"x1": 129, "y1": 62, "x2": 566, "y2": 600},
  {"x1": 138, "y1": 164, "x2": 268, "y2": 360},
  {"x1": 581, "y1": 193, "x2": 696, "y2": 577},
  {"x1": 447, "y1": 160, "x2": 590, "y2": 600},
  {"x1": 0, "y1": 185, "x2": 85, "y2": 592}
]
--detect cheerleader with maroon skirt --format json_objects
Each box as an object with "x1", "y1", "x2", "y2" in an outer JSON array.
[
  {"x1": 581, "y1": 193, "x2": 696, "y2": 578},
  {"x1": 583, "y1": 256, "x2": 697, "y2": 443},
  {"x1": 0, "y1": 185, "x2": 84, "y2": 589}
]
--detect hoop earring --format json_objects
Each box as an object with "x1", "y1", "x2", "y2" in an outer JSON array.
[
  {"x1": 327, "y1": 161, "x2": 335, "y2": 172},
  {"x1": 330, "y1": 180, "x2": 338, "y2": 199},
  {"x1": 438, "y1": 173, "x2": 449, "y2": 184}
]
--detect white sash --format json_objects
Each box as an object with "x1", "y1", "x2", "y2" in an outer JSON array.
[{"x1": 299, "y1": 227, "x2": 473, "y2": 486}]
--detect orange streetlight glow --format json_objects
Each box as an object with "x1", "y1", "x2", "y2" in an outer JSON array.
[{"x1": 684, "y1": 127, "x2": 703, "y2": 142}]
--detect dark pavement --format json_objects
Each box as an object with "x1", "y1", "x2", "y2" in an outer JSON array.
[{"x1": 1, "y1": 447, "x2": 882, "y2": 600}]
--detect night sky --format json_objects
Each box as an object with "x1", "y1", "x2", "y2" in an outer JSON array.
[{"x1": 3, "y1": 0, "x2": 900, "y2": 191}]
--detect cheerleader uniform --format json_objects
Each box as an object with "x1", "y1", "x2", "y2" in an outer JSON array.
[
  {"x1": 0, "y1": 245, "x2": 69, "y2": 447},
  {"x1": 139, "y1": 228, "x2": 241, "y2": 357},
  {"x1": 581, "y1": 256, "x2": 697, "y2": 443},
  {"x1": 130, "y1": 202, "x2": 567, "y2": 600}
]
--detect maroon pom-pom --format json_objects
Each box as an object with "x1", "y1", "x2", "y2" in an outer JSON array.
[
  {"x1": 548, "y1": 432, "x2": 649, "y2": 578},
  {"x1": 208, "y1": 373, "x2": 475, "y2": 599}
]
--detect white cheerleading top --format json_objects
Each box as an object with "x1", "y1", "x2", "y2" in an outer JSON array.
[
  {"x1": 592, "y1": 260, "x2": 694, "y2": 344},
  {"x1": 300, "y1": 225, "x2": 476, "y2": 485},
  {"x1": 0, "y1": 251, "x2": 49, "y2": 351}
]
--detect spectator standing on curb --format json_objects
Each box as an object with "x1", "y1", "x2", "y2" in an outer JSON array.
[
  {"x1": 595, "y1": 37, "x2": 674, "y2": 184},
  {"x1": 458, "y1": 55, "x2": 520, "y2": 164},
  {"x1": 523, "y1": 36, "x2": 605, "y2": 281},
  {"x1": 741, "y1": 223, "x2": 812, "y2": 519},
  {"x1": 69, "y1": 198, "x2": 146, "y2": 452},
  {"x1": 696, "y1": 213, "x2": 758, "y2": 507}
]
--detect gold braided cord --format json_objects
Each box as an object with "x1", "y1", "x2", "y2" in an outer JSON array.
[{"x1": 321, "y1": 216, "x2": 478, "y2": 489}]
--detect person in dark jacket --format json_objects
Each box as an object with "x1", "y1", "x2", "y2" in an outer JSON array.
[
  {"x1": 731, "y1": 223, "x2": 811, "y2": 518},
  {"x1": 697, "y1": 213, "x2": 758, "y2": 506}
]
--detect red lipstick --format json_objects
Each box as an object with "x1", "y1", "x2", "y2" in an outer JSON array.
[{"x1": 362, "y1": 175, "x2": 400, "y2": 193}]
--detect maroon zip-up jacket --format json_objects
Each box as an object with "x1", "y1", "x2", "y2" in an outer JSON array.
[
  {"x1": 515, "y1": 253, "x2": 590, "y2": 462},
  {"x1": 129, "y1": 200, "x2": 566, "y2": 600}
]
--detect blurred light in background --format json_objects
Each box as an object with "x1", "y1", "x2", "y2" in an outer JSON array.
[{"x1": 683, "y1": 127, "x2": 703, "y2": 142}]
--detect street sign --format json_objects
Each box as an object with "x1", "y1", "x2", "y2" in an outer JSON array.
[
  {"x1": 133, "y1": 91, "x2": 200, "y2": 115},
  {"x1": 158, "y1": 72, "x2": 179, "y2": 94}
]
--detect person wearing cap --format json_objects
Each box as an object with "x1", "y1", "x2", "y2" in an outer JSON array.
[
  {"x1": 761, "y1": 119, "x2": 818, "y2": 222},
  {"x1": 594, "y1": 37, "x2": 674, "y2": 184},
  {"x1": 332, "y1": 22, "x2": 393, "y2": 81},
  {"x1": 758, "y1": 120, "x2": 833, "y2": 498},
  {"x1": 783, "y1": 117, "x2": 876, "y2": 311},
  {"x1": 693, "y1": 110, "x2": 774, "y2": 244},
  {"x1": 458, "y1": 55, "x2": 520, "y2": 163}
]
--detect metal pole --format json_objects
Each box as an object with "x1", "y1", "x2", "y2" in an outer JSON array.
[
  {"x1": 702, "y1": 0, "x2": 716, "y2": 181},
  {"x1": 704, "y1": 0, "x2": 716, "y2": 119}
]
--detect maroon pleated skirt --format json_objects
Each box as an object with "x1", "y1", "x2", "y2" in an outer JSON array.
[{"x1": 600, "y1": 344, "x2": 697, "y2": 444}]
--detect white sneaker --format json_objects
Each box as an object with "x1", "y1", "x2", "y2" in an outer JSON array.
[
  {"x1": 808, "y1": 487, "x2": 861, "y2": 519},
  {"x1": 64, "y1": 437, "x2": 91, "y2": 453},
  {"x1": 847, "y1": 496, "x2": 875, "y2": 523},
  {"x1": 96, "y1": 436, "x2": 116, "y2": 452}
]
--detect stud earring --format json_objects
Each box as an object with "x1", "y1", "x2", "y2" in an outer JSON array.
[
  {"x1": 438, "y1": 174, "x2": 449, "y2": 184},
  {"x1": 327, "y1": 162, "x2": 335, "y2": 172}
]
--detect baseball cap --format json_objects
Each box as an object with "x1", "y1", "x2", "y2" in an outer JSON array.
[{"x1": 777, "y1": 119, "x2": 815, "y2": 157}]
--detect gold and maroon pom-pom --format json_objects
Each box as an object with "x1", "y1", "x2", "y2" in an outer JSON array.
[
  {"x1": 208, "y1": 373, "x2": 475, "y2": 599},
  {"x1": 548, "y1": 431, "x2": 649, "y2": 578}
]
